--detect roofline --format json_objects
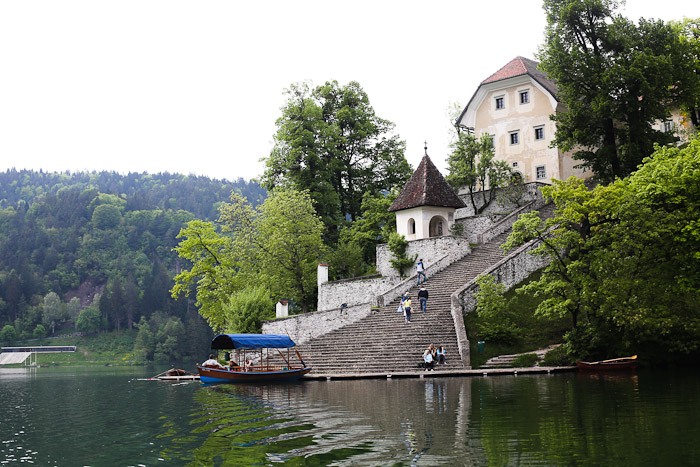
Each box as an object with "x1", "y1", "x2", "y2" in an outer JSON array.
[{"x1": 457, "y1": 74, "x2": 559, "y2": 129}]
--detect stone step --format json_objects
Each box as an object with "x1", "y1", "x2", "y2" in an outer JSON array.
[{"x1": 293, "y1": 206, "x2": 554, "y2": 374}]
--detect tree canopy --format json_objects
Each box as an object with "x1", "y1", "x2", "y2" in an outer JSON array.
[
  {"x1": 0, "y1": 169, "x2": 263, "y2": 350},
  {"x1": 538, "y1": 0, "x2": 700, "y2": 181},
  {"x1": 172, "y1": 188, "x2": 326, "y2": 331},
  {"x1": 446, "y1": 131, "x2": 514, "y2": 214},
  {"x1": 503, "y1": 137, "x2": 700, "y2": 362},
  {"x1": 260, "y1": 81, "x2": 412, "y2": 242}
]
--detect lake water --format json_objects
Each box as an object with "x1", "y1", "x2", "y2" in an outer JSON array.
[{"x1": 1, "y1": 366, "x2": 698, "y2": 466}]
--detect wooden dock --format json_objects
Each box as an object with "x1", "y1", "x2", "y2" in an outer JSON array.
[{"x1": 301, "y1": 366, "x2": 576, "y2": 381}]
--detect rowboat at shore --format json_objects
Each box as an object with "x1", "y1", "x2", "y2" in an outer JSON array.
[
  {"x1": 576, "y1": 355, "x2": 638, "y2": 371},
  {"x1": 197, "y1": 334, "x2": 312, "y2": 384}
]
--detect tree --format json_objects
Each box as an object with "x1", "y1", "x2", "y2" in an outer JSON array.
[
  {"x1": 133, "y1": 316, "x2": 155, "y2": 362},
  {"x1": 446, "y1": 131, "x2": 513, "y2": 213},
  {"x1": 173, "y1": 188, "x2": 326, "y2": 330},
  {"x1": 172, "y1": 220, "x2": 240, "y2": 330},
  {"x1": 222, "y1": 286, "x2": 275, "y2": 334},
  {"x1": 261, "y1": 81, "x2": 411, "y2": 242},
  {"x1": 218, "y1": 188, "x2": 327, "y2": 312},
  {"x1": 33, "y1": 324, "x2": 47, "y2": 339},
  {"x1": 76, "y1": 299, "x2": 103, "y2": 334},
  {"x1": 387, "y1": 232, "x2": 416, "y2": 278},
  {"x1": 0, "y1": 324, "x2": 17, "y2": 344},
  {"x1": 503, "y1": 138, "x2": 700, "y2": 361},
  {"x1": 41, "y1": 291, "x2": 65, "y2": 335},
  {"x1": 330, "y1": 191, "x2": 398, "y2": 279},
  {"x1": 474, "y1": 274, "x2": 520, "y2": 344},
  {"x1": 673, "y1": 18, "x2": 700, "y2": 128},
  {"x1": 538, "y1": 0, "x2": 696, "y2": 181}
]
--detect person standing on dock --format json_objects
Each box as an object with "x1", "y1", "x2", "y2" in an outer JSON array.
[{"x1": 418, "y1": 287, "x2": 429, "y2": 312}]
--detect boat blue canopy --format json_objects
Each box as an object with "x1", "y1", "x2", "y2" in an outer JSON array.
[{"x1": 210, "y1": 334, "x2": 297, "y2": 350}]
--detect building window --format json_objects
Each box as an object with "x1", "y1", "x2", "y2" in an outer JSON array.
[
  {"x1": 663, "y1": 120, "x2": 674, "y2": 132},
  {"x1": 408, "y1": 218, "x2": 415, "y2": 235},
  {"x1": 512, "y1": 162, "x2": 519, "y2": 168},
  {"x1": 495, "y1": 96, "x2": 505, "y2": 110},
  {"x1": 534, "y1": 126, "x2": 545, "y2": 140},
  {"x1": 536, "y1": 165, "x2": 546, "y2": 180},
  {"x1": 519, "y1": 90, "x2": 529, "y2": 104},
  {"x1": 509, "y1": 131, "x2": 519, "y2": 145}
]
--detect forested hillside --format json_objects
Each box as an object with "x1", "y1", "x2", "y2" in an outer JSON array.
[{"x1": 0, "y1": 169, "x2": 265, "y2": 359}]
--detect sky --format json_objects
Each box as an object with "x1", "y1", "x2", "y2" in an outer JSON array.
[{"x1": 1, "y1": 1, "x2": 698, "y2": 182}]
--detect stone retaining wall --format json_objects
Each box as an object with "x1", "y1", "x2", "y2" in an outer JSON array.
[
  {"x1": 375, "y1": 235, "x2": 470, "y2": 278},
  {"x1": 318, "y1": 275, "x2": 401, "y2": 312},
  {"x1": 263, "y1": 303, "x2": 372, "y2": 345}
]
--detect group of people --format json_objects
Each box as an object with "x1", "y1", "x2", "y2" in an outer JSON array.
[
  {"x1": 202, "y1": 353, "x2": 253, "y2": 371},
  {"x1": 422, "y1": 344, "x2": 446, "y2": 370},
  {"x1": 396, "y1": 258, "x2": 430, "y2": 324}
]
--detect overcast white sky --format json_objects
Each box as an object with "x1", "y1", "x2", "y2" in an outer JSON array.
[{"x1": 1, "y1": 1, "x2": 698, "y2": 182}]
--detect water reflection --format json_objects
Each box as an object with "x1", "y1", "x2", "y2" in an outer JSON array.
[{"x1": 2, "y1": 368, "x2": 699, "y2": 465}]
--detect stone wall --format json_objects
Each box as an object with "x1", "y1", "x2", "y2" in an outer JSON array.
[
  {"x1": 456, "y1": 214, "x2": 507, "y2": 244},
  {"x1": 456, "y1": 182, "x2": 547, "y2": 217},
  {"x1": 375, "y1": 235, "x2": 471, "y2": 277},
  {"x1": 452, "y1": 237, "x2": 550, "y2": 316},
  {"x1": 317, "y1": 275, "x2": 401, "y2": 312},
  {"x1": 262, "y1": 302, "x2": 372, "y2": 345}
]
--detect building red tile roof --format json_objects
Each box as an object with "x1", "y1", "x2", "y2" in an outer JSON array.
[
  {"x1": 481, "y1": 56, "x2": 558, "y2": 98},
  {"x1": 456, "y1": 56, "x2": 559, "y2": 128},
  {"x1": 389, "y1": 155, "x2": 465, "y2": 212}
]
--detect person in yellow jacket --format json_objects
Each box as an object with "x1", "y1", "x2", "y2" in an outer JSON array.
[{"x1": 403, "y1": 296, "x2": 412, "y2": 323}]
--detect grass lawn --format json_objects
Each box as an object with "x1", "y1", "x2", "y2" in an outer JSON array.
[{"x1": 14, "y1": 331, "x2": 140, "y2": 367}]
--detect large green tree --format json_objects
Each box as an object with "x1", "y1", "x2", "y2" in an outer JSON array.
[
  {"x1": 260, "y1": 81, "x2": 411, "y2": 241},
  {"x1": 446, "y1": 131, "x2": 513, "y2": 214},
  {"x1": 538, "y1": 0, "x2": 699, "y2": 181},
  {"x1": 503, "y1": 138, "x2": 700, "y2": 362},
  {"x1": 172, "y1": 188, "x2": 326, "y2": 331},
  {"x1": 330, "y1": 191, "x2": 398, "y2": 279}
]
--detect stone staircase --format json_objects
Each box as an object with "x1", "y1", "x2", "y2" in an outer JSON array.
[
  {"x1": 481, "y1": 344, "x2": 562, "y2": 368},
  {"x1": 273, "y1": 203, "x2": 555, "y2": 375}
]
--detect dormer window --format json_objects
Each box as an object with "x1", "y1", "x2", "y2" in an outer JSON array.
[
  {"x1": 495, "y1": 96, "x2": 505, "y2": 110},
  {"x1": 519, "y1": 90, "x2": 530, "y2": 104}
]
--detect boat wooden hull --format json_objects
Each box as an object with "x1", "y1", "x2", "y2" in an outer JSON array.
[
  {"x1": 576, "y1": 356, "x2": 637, "y2": 372},
  {"x1": 197, "y1": 365, "x2": 312, "y2": 384}
]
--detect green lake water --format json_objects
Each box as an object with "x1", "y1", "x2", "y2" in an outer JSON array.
[{"x1": 1, "y1": 367, "x2": 698, "y2": 466}]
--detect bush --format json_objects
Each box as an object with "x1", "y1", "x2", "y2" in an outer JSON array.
[
  {"x1": 387, "y1": 232, "x2": 416, "y2": 278},
  {"x1": 540, "y1": 345, "x2": 574, "y2": 366},
  {"x1": 0, "y1": 324, "x2": 17, "y2": 345},
  {"x1": 512, "y1": 353, "x2": 539, "y2": 367}
]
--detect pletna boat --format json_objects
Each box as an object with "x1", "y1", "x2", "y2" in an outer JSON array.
[
  {"x1": 197, "y1": 333, "x2": 312, "y2": 384},
  {"x1": 576, "y1": 355, "x2": 638, "y2": 371}
]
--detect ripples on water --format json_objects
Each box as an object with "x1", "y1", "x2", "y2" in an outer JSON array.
[{"x1": 1, "y1": 367, "x2": 700, "y2": 466}]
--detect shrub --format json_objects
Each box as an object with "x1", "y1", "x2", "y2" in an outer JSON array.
[
  {"x1": 387, "y1": 232, "x2": 416, "y2": 278},
  {"x1": 541, "y1": 345, "x2": 575, "y2": 366},
  {"x1": 512, "y1": 353, "x2": 539, "y2": 367}
]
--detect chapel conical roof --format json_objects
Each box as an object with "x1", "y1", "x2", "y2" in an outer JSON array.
[{"x1": 389, "y1": 154, "x2": 465, "y2": 212}]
